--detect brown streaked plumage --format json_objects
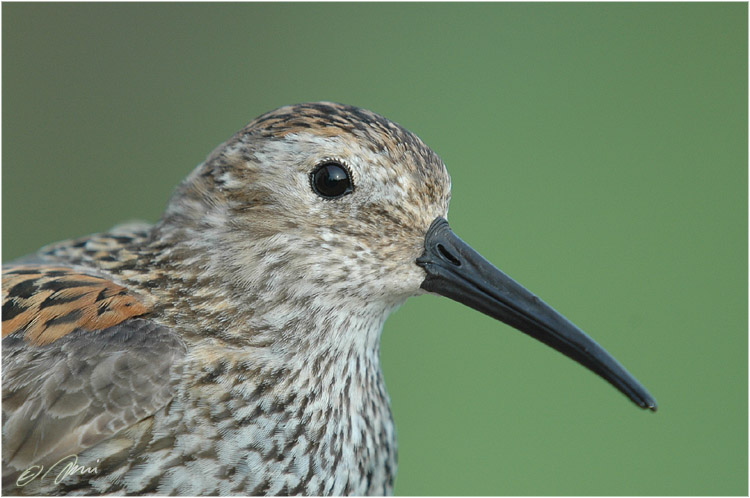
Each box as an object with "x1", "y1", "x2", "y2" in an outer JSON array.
[
  {"x1": 2, "y1": 267, "x2": 151, "y2": 345},
  {"x1": 2, "y1": 102, "x2": 655, "y2": 496}
]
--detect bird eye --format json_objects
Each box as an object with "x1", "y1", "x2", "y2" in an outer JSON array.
[{"x1": 310, "y1": 162, "x2": 353, "y2": 199}]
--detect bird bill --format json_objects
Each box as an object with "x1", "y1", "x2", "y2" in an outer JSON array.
[{"x1": 416, "y1": 216, "x2": 657, "y2": 411}]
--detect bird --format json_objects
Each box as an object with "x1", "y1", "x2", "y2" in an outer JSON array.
[{"x1": 2, "y1": 102, "x2": 657, "y2": 495}]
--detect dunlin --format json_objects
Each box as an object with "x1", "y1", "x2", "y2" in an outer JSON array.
[{"x1": 2, "y1": 102, "x2": 656, "y2": 495}]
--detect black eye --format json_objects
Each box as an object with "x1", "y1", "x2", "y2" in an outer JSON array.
[{"x1": 310, "y1": 162, "x2": 353, "y2": 199}]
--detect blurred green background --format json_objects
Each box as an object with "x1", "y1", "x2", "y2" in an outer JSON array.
[{"x1": 3, "y1": 3, "x2": 747, "y2": 495}]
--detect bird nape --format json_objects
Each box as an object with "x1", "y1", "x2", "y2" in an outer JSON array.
[{"x1": 1, "y1": 102, "x2": 656, "y2": 496}]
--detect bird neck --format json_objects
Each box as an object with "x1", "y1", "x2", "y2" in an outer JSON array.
[
  {"x1": 178, "y1": 304, "x2": 398, "y2": 494},
  {"x1": 42, "y1": 219, "x2": 401, "y2": 494},
  {"x1": 146, "y1": 215, "x2": 401, "y2": 493}
]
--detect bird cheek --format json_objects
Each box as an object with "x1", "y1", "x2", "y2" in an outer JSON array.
[{"x1": 387, "y1": 262, "x2": 429, "y2": 299}]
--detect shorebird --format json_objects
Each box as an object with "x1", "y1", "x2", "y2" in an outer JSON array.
[{"x1": 2, "y1": 102, "x2": 656, "y2": 495}]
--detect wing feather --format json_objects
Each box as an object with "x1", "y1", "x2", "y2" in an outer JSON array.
[
  {"x1": 2, "y1": 266, "x2": 150, "y2": 345},
  {"x1": 1, "y1": 266, "x2": 187, "y2": 480}
]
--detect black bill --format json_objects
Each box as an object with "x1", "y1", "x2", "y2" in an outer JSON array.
[{"x1": 416, "y1": 216, "x2": 657, "y2": 411}]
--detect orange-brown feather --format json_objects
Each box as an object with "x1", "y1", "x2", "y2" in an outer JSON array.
[{"x1": 2, "y1": 266, "x2": 151, "y2": 345}]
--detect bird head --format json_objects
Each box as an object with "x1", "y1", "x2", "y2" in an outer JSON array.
[
  {"x1": 158, "y1": 102, "x2": 656, "y2": 411},
  {"x1": 161, "y1": 102, "x2": 451, "y2": 309}
]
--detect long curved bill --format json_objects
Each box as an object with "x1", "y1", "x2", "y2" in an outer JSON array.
[{"x1": 416, "y1": 217, "x2": 657, "y2": 411}]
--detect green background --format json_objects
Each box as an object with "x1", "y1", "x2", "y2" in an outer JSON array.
[{"x1": 3, "y1": 3, "x2": 747, "y2": 495}]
